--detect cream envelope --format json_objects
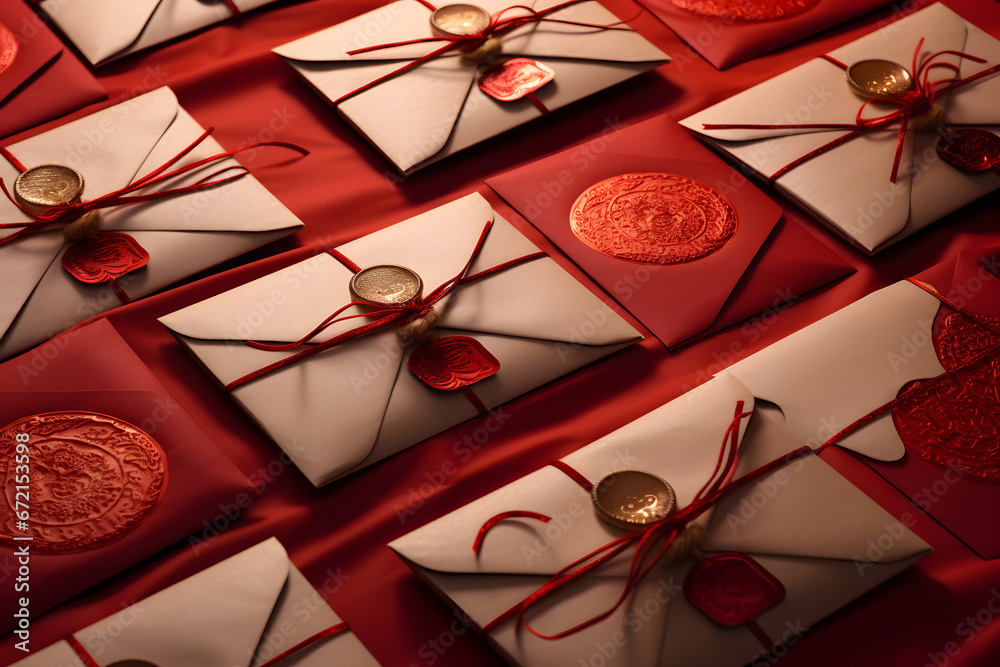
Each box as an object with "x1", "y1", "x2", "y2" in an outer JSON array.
[
  {"x1": 39, "y1": 0, "x2": 279, "y2": 66},
  {"x1": 389, "y1": 374, "x2": 931, "y2": 667},
  {"x1": 680, "y1": 3, "x2": 1000, "y2": 254},
  {"x1": 159, "y1": 192, "x2": 642, "y2": 487},
  {"x1": 273, "y1": 0, "x2": 670, "y2": 174},
  {"x1": 0, "y1": 86, "x2": 303, "y2": 360},
  {"x1": 10, "y1": 538, "x2": 380, "y2": 667}
]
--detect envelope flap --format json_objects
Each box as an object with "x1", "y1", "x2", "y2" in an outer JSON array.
[
  {"x1": 39, "y1": 0, "x2": 161, "y2": 66},
  {"x1": 504, "y1": 1, "x2": 669, "y2": 63},
  {"x1": 944, "y1": 13, "x2": 1000, "y2": 125},
  {"x1": 390, "y1": 375, "x2": 754, "y2": 576},
  {"x1": 706, "y1": 453, "x2": 931, "y2": 562},
  {"x1": 726, "y1": 281, "x2": 945, "y2": 461},
  {"x1": 7, "y1": 87, "x2": 179, "y2": 199},
  {"x1": 74, "y1": 538, "x2": 290, "y2": 667}
]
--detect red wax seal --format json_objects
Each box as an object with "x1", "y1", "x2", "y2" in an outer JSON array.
[
  {"x1": 479, "y1": 58, "x2": 555, "y2": 102},
  {"x1": 408, "y1": 336, "x2": 500, "y2": 390},
  {"x1": 0, "y1": 23, "x2": 17, "y2": 76},
  {"x1": 570, "y1": 173, "x2": 738, "y2": 265},
  {"x1": 936, "y1": 129, "x2": 1000, "y2": 173},
  {"x1": 892, "y1": 312, "x2": 1000, "y2": 482},
  {"x1": 684, "y1": 552, "x2": 785, "y2": 626},
  {"x1": 61, "y1": 232, "x2": 150, "y2": 284},
  {"x1": 1, "y1": 412, "x2": 168, "y2": 553},
  {"x1": 670, "y1": 0, "x2": 820, "y2": 20}
]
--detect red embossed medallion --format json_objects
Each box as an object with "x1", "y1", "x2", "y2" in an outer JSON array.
[
  {"x1": 892, "y1": 311, "x2": 1000, "y2": 482},
  {"x1": 570, "y1": 173, "x2": 738, "y2": 264},
  {"x1": 61, "y1": 232, "x2": 150, "y2": 284},
  {"x1": 0, "y1": 412, "x2": 168, "y2": 553},
  {"x1": 0, "y1": 22, "x2": 17, "y2": 76},
  {"x1": 936, "y1": 129, "x2": 1000, "y2": 173},
  {"x1": 479, "y1": 58, "x2": 555, "y2": 102},
  {"x1": 408, "y1": 336, "x2": 500, "y2": 390},
  {"x1": 669, "y1": 0, "x2": 821, "y2": 20},
  {"x1": 684, "y1": 552, "x2": 785, "y2": 626}
]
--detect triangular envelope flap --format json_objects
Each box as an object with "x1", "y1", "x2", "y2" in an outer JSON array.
[
  {"x1": 706, "y1": 453, "x2": 930, "y2": 562},
  {"x1": 100, "y1": 104, "x2": 303, "y2": 233},
  {"x1": 390, "y1": 375, "x2": 753, "y2": 577},
  {"x1": 74, "y1": 538, "x2": 290, "y2": 667},
  {"x1": 8, "y1": 87, "x2": 179, "y2": 199},
  {"x1": 945, "y1": 17, "x2": 1000, "y2": 124},
  {"x1": 505, "y1": 1, "x2": 669, "y2": 62},
  {"x1": 39, "y1": 0, "x2": 160, "y2": 65},
  {"x1": 683, "y1": 4, "x2": 968, "y2": 143},
  {"x1": 726, "y1": 281, "x2": 944, "y2": 462},
  {"x1": 273, "y1": 1, "x2": 444, "y2": 62}
]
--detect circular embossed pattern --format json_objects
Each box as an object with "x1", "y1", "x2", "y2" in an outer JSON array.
[
  {"x1": 591, "y1": 470, "x2": 675, "y2": 530},
  {"x1": 892, "y1": 312, "x2": 1000, "y2": 482},
  {"x1": 430, "y1": 4, "x2": 491, "y2": 36},
  {"x1": 846, "y1": 60, "x2": 914, "y2": 99},
  {"x1": 13, "y1": 164, "x2": 85, "y2": 213},
  {"x1": 0, "y1": 22, "x2": 17, "y2": 76},
  {"x1": 350, "y1": 265, "x2": 423, "y2": 307},
  {"x1": 670, "y1": 0, "x2": 820, "y2": 20},
  {"x1": 0, "y1": 412, "x2": 168, "y2": 553},
  {"x1": 684, "y1": 552, "x2": 785, "y2": 626},
  {"x1": 570, "y1": 173, "x2": 738, "y2": 265}
]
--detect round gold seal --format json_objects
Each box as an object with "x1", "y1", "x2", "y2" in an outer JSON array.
[
  {"x1": 13, "y1": 164, "x2": 85, "y2": 214},
  {"x1": 349, "y1": 265, "x2": 423, "y2": 307},
  {"x1": 591, "y1": 470, "x2": 675, "y2": 531},
  {"x1": 846, "y1": 60, "x2": 914, "y2": 99},
  {"x1": 430, "y1": 4, "x2": 491, "y2": 36}
]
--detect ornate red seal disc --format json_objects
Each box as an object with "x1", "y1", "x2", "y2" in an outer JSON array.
[
  {"x1": 669, "y1": 0, "x2": 820, "y2": 20},
  {"x1": 570, "y1": 173, "x2": 738, "y2": 264},
  {"x1": 0, "y1": 412, "x2": 168, "y2": 553},
  {"x1": 892, "y1": 311, "x2": 1000, "y2": 482},
  {"x1": 479, "y1": 58, "x2": 555, "y2": 102},
  {"x1": 0, "y1": 23, "x2": 17, "y2": 76},
  {"x1": 684, "y1": 552, "x2": 785, "y2": 626},
  {"x1": 61, "y1": 232, "x2": 150, "y2": 284},
  {"x1": 936, "y1": 129, "x2": 1000, "y2": 173},
  {"x1": 407, "y1": 336, "x2": 500, "y2": 390}
]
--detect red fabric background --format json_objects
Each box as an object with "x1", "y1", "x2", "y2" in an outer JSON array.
[{"x1": 2, "y1": 1, "x2": 1000, "y2": 666}]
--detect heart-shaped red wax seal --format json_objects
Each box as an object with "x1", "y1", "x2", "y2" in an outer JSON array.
[
  {"x1": 61, "y1": 232, "x2": 150, "y2": 284},
  {"x1": 684, "y1": 552, "x2": 785, "y2": 626},
  {"x1": 892, "y1": 312, "x2": 1000, "y2": 482},
  {"x1": 408, "y1": 336, "x2": 500, "y2": 390}
]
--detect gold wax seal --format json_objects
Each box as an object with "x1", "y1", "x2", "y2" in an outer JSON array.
[
  {"x1": 846, "y1": 60, "x2": 914, "y2": 99},
  {"x1": 13, "y1": 164, "x2": 84, "y2": 215},
  {"x1": 592, "y1": 470, "x2": 675, "y2": 531},
  {"x1": 106, "y1": 661, "x2": 164, "y2": 667},
  {"x1": 349, "y1": 265, "x2": 423, "y2": 307},
  {"x1": 430, "y1": 4, "x2": 491, "y2": 36}
]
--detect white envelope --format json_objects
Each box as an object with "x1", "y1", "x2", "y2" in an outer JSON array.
[
  {"x1": 724, "y1": 279, "x2": 945, "y2": 463},
  {"x1": 273, "y1": 0, "x2": 670, "y2": 173},
  {"x1": 159, "y1": 192, "x2": 642, "y2": 487},
  {"x1": 39, "y1": 0, "x2": 279, "y2": 66},
  {"x1": 681, "y1": 3, "x2": 1000, "y2": 254},
  {"x1": 0, "y1": 86, "x2": 303, "y2": 360},
  {"x1": 389, "y1": 374, "x2": 931, "y2": 667},
  {"x1": 9, "y1": 538, "x2": 379, "y2": 667}
]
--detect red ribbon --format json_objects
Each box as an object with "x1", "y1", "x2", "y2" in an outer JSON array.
[
  {"x1": 331, "y1": 1, "x2": 638, "y2": 105},
  {"x1": 227, "y1": 219, "x2": 546, "y2": 390},
  {"x1": 0, "y1": 129, "x2": 308, "y2": 247},
  {"x1": 66, "y1": 622, "x2": 349, "y2": 666},
  {"x1": 702, "y1": 40, "x2": 1000, "y2": 183},
  {"x1": 475, "y1": 403, "x2": 811, "y2": 639},
  {"x1": 817, "y1": 277, "x2": 1000, "y2": 452}
]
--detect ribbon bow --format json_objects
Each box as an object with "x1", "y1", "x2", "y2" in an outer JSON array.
[
  {"x1": 227, "y1": 219, "x2": 546, "y2": 390},
  {"x1": 704, "y1": 39, "x2": 1000, "y2": 183},
  {"x1": 475, "y1": 403, "x2": 810, "y2": 639},
  {"x1": 0, "y1": 129, "x2": 307, "y2": 247}
]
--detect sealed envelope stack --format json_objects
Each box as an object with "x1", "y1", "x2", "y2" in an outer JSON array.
[
  {"x1": 0, "y1": 86, "x2": 304, "y2": 360},
  {"x1": 273, "y1": 0, "x2": 671, "y2": 173},
  {"x1": 160, "y1": 193, "x2": 642, "y2": 486},
  {"x1": 681, "y1": 3, "x2": 1000, "y2": 254},
  {"x1": 389, "y1": 374, "x2": 931, "y2": 667}
]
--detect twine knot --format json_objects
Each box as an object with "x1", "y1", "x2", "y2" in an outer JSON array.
[
  {"x1": 461, "y1": 36, "x2": 503, "y2": 63},
  {"x1": 397, "y1": 308, "x2": 442, "y2": 344},
  {"x1": 63, "y1": 211, "x2": 102, "y2": 242},
  {"x1": 908, "y1": 103, "x2": 946, "y2": 131},
  {"x1": 661, "y1": 523, "x2": 706, "y2": 566}
]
